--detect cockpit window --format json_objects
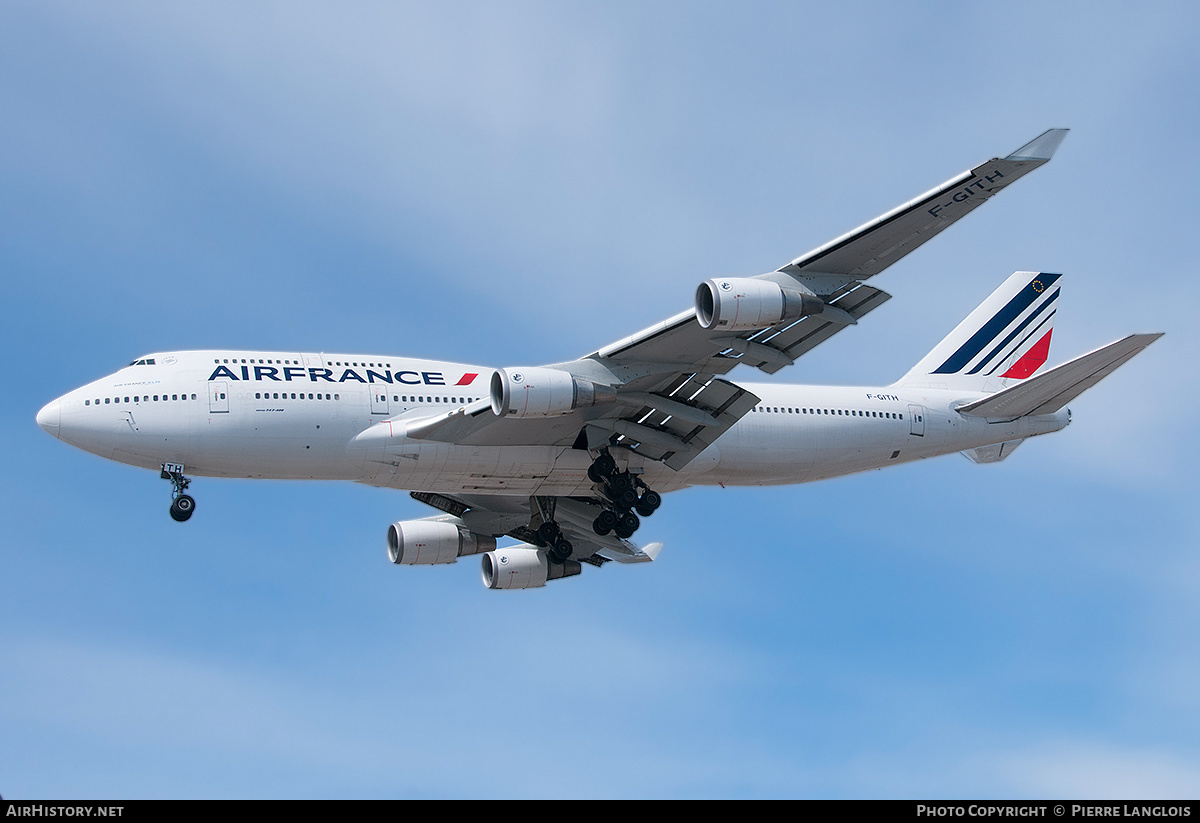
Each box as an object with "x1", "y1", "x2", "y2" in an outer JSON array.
[{"x1": 127, "y1": 358, "x2": 156, "y2": 366}]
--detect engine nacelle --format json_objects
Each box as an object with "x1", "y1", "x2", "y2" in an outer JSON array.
[
  {"x1": 387, "y1": 520, "x2": 496, "y2": 565},
  {"x1": 490, "y1": 367, "x2": 614, "y2": 418},
  {"x1": 481, "y1": 546, "x2": 582, "y2": 589},
  {"x1": 694, "y1": 277, "x2": 824, "y2": 331}
]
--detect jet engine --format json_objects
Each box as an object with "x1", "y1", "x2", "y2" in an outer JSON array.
[
  {"x1": 481, "y1": 546, "x2": 582, "y2": 589},
  {"x1": 490, "y1": 367, "x2": 615, "y2": 418},
  {"x1": 694, "y1": 277, "x2": 825, "y2": 331},
  {"x1": 387, "y1": 520, "x2": 496, "y2": 565}
]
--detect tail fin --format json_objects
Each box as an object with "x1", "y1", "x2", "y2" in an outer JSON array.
[{"x1": 896, "y1": 271, "x2": 1060, "y2": 392}]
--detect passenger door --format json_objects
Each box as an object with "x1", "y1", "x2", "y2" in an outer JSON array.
[{"x1": 208, "y1": 381, "x2": 230, "y2": 413}]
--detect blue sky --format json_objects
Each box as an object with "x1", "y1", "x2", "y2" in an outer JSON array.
[{"x1": 3, "y1": 1, "x2": 1198, "y2": 799}]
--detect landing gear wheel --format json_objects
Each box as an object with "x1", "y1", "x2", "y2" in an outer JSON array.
[
  {"x1": 614, "y1": 511, "x2": 640, "y2": 539},
  {"x1": 592, "y1": 509, "x2": 618, "y2": 536},
  {"x1": 162, "y1": 464, "x2": 195, "y2": 522},
  {"x1": 605, "y1": 473, "x2": 639, "y2": 509},
  {"x1": 588, "y1": 450, "x2": 618, "y2": 483},
  {"x1": 549, "y1": 537, "x2": 573, "y2": 564},
  {"x1": 594, "y1": 451, "x2": 616, "y2": 477},
  {"x1": 537, "y1": 521, "x2": 562, "y2": 544},
  {"x1": 635, "y1": 489, "x2": 661, "y2": 517},
  {"x1": 170, "y1": 494, "x2": 195, "y2": 522}
]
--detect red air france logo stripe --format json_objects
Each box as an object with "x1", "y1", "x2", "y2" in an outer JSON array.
[
  {"x1": 1000, "y1": 330, "x2": 1053, "y2": 379},
  {"x1": 455, "y1": 373, "x2": 479, "y2": 386}
]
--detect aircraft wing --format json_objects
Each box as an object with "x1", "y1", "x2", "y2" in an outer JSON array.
[
  {"x1": 591, "y1": 128, "x2": 1068, "y2": 374},
  {"x1": 393, "y1": 373, "x2": 760, "y2": 471},
  {"x1": 411, "y1": 491, "x2": 662, "y2": 565},
  {"x1": 780, "y1": 128, "x2": 1069, "y2": 278},
  {"x1": 398, "y1": 130, "x2": 1068, "y2": 470}
]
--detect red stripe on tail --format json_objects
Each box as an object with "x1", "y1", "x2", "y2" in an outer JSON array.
[{"x1": 1000, "y1": 330, "x2": 1052, "y2": 379}]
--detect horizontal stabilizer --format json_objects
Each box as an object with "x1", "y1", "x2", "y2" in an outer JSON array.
[{"x1": 957, "y1": 333, "x2": 1162, "y2": 419}]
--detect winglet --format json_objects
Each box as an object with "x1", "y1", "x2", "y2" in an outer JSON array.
[{"x1": 1007, "y1": 128, "x2": 1069, "y2": 161}]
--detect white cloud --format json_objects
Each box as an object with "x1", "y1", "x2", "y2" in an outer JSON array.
[{"x1": 989, "y1": 741, "x2": 1200, "y2": 799}]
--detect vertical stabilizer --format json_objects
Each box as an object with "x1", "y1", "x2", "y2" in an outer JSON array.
[{"x1": 896, "y1": 271, "x2": 1060, "y2": 392}]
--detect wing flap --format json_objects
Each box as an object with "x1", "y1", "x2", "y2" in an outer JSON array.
[
  {"x1": 957, "y1": 333, "x2": 1162, "y2": 419},
  {"x1": 591, "y1": 376, "x2": 759, "y2": 470},
  {"x1": 733, "y1": 282, "x2": 891, "y2": 374}
]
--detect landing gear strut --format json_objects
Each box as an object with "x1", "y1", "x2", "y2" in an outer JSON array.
[
  {"x1": 530, "y1": 498, "x2": 573, "y2": 565},
  {"x1": 588, "y1": 448, "x2": 661, "y2": 539},
  {"x1": 161, "y1": 462, "x2": 195, "y2": 522}
]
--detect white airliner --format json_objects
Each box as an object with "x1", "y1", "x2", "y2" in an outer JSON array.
[{"x1": 36, "y1": 129, "x2": 1161, "y2": 590}]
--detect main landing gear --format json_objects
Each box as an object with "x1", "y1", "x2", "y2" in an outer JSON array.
[
  {"x1": 588, "y1": 449, "x2": 660, "y2": 539},
  {"x1": 161, "y1": 463, "x2": 195, "y2": 522},
  {"x1": 529, "y1": 498, "x2": 573, "y2": 565},
  {"x1": 536, "y1": 520, "x2": 574, "y2": 566}
]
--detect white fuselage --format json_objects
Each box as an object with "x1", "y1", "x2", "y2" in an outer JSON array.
[{"x1": 37, "y1": 350, "x2": 1069, "y2": 496}]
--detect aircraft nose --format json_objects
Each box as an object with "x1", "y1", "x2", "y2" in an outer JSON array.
[{"x1": 36, "y1": 398, "x2": 61, "y2": 438}]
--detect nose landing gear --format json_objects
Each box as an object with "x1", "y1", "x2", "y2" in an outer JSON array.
[{"x1": 161, "y1": 463, "x2": 195, "y2": 522}]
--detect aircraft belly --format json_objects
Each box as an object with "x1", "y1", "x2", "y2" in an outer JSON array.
[
  {"x1": 360, "y1": 442, "x2": 591, "y2": 496},
  {"x1": 701, "y1": 416, "x2": 818, "y2": 485}
]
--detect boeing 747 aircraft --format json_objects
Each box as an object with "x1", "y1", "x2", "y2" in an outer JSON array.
[{"x1": 35, "y1": 129, "x2": 1162, "y2": 589}]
